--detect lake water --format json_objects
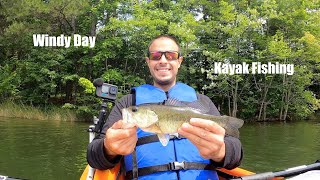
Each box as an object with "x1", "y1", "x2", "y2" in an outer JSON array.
[
  {"x1": 240, "y1": 119, "x2": 320, "y2": 173},
  {"x1": 0, "y1": 116, "x2": 319, "y2": 179},
  {"x1": 0, "y1": 117, "x2": 89, "y2": 180}
]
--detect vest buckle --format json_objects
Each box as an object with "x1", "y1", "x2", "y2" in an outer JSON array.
[{"x1": 168, "y1": 161, "x2": 185, "y2": 170}]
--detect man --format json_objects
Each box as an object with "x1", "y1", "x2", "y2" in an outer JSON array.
[{"x1": 87, "y1": 35, "x2": 242, "y2": 180}]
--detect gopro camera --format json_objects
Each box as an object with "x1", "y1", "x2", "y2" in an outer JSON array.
[{"x1": 96, "y1": 83, "x2": 118, "y2": 100}]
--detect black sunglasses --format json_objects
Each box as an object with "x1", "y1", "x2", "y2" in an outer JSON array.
[{"x1": 148, "y1": 51, "x2": 181, "y2": 61}]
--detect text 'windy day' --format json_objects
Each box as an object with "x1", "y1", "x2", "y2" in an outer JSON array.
[{"x1": 33, "y1": 34, "x2": 95, "y2": 48}]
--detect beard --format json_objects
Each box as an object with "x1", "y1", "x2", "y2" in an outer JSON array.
[{"x1": 153, "y1": 76, "x2": 176, "y2": 86}]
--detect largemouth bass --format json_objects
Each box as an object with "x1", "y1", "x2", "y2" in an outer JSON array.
[{"x1": 122, "y1": 101, "x2": 244, "y2": 146}]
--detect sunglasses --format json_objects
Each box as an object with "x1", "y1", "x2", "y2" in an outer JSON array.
[{"x1": 148, "y1": 51, "x2": 180, "y2": 61}]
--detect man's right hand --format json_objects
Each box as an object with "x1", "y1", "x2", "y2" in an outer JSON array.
[{"x1": 104, "y1": 120, "x2": 138, "y2": 159}]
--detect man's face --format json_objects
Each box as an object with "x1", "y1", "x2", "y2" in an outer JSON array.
[{"x1": 146, "y1": 38, "x2": 183, "y2": 87}]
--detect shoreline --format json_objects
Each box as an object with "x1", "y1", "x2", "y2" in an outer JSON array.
[{"x1": 0, "y1": 102, "x2": 79, "y2": 121}]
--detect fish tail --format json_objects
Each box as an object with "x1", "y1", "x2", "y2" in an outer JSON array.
[{"x1": 222, "y1": 116, "x2": 244, "y2": 138}]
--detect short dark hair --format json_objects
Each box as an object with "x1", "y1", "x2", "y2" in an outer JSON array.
[{"x1": 148, "y1": 34, "x2": 181, "y2": 52}]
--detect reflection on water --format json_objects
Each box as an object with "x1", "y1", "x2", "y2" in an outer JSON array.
[
  {"x1": 0, "y1": 117, "x2": 89, "y2": 180},
  {"x1": 0, "y1": 116, "x2": 319, "y2": 179},
  {"x1": 240, "y1": 120, "x2": 320, "y2": 173}
]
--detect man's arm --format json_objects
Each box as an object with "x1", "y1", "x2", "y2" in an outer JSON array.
[
  {"x1": 86, "y1": 94, "x2": 133, "y2": 170},
  {"x1": 203, "y1": 94, "x2": 243, "y2": 169},
  {"x1": 185, "y1": 94, "x2": 243, "y2": 169},
  {"x1": 220, "y1": 135, "x2": 243, "y2": 169}
]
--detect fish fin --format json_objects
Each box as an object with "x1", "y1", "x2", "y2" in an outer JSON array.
[
  {"x1": 165, "y1": 98, "x2": 210, "y2": 114},
  {"x1": 157, "y1": 134, "x2": 170, "y2": 146},
  {"x1": 165, "y1": 98, "x2": 187, "y2": 107},
  {"x1": 223, "y1": 116, "x2": 244, "y2": 138},
  {"x1": 186, "y1": 100, "x2": 210, "y2": 114}
]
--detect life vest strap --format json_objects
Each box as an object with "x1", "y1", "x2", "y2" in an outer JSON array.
[
  {"x1": 125, "y1": 162, "x2": 216, "y2": 179},
  {"x1": 132, "y1": 148, "x2": 138, "y2": 179},
  {"x1": 136, "y1": 134, "x2": 185, "y2": 146}
]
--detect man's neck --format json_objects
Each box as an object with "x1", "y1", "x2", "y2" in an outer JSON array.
[{"x1": 153, "y1": 81, "x2": 176, "y2": 92}]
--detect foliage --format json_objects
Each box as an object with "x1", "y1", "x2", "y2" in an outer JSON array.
[
  {"x1": 102, "y1": 68, "x2": 146, "y2": 96},
  {"x1": 0, "y1": 0, "x2": 319, "y2": 121},
  {"x1": 78, "y1": 78, "x2": 95, "y2": 94}
]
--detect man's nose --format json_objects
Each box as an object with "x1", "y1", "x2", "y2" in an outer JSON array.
[{"x1": 159, "y1": 54, "x2": 168, "y2": 63}]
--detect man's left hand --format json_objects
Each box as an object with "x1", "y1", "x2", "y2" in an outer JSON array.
[{"x1": 178, "y1": 118, "x2": 226, "y2": 163}]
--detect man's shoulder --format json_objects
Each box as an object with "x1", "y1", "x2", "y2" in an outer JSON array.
[{"x1": 116, "y1": 94, "x2": 133, "y2": 103}]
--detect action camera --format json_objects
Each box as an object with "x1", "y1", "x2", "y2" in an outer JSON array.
[{"x1": 96, "y1": 83, "x2": 118, "y2": 100}]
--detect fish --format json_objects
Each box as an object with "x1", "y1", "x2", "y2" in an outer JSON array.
[{"x1": 122, "y1": 99, "x2": 244, "y2": 146}]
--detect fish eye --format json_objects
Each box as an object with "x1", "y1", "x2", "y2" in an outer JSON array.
[{"x1": 131, "y1": 106, "x2": 138, "y2": 112}]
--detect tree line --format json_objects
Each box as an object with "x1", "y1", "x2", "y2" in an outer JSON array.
[{"x1": 0, "y1": 0, "x2": 319, "y2": 121}]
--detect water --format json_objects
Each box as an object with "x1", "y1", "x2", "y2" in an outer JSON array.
[
  {"x1": 0, "y1": 117, "x2": 89, "y2": 180},
  {"x1": 0, "y1": 117, "x2": 319, "y2": 179},
  {"x1": 240, "y1": 120, "x2": 320, "y2": 173}
]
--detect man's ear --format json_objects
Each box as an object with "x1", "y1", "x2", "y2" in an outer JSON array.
[
  {"x1": 145, "y1": 57, "x2": 149, "y2": 63},
  {"x1": 178, "y1": 56, "x2": 183, "y2": 67}
]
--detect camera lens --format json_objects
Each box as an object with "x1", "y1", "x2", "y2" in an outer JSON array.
[{"x1": 109, "y1": 86, "x2": 117, "y2": 95}]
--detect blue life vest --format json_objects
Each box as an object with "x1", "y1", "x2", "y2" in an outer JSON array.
[{"x1": 124, "y1": 82, "x2": 219, "y2": 180}]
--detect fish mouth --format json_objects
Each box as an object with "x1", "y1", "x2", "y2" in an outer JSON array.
[
  {"x1": 122, "y1": 108, "x2": 130, "y2": 123},
  {"x1": 121, "y1": 108, "x2": 136, "y2": 129}
]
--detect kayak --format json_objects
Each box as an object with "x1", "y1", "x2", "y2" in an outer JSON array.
[
  {"x1": 79, "y1": 163, "x2": 258, "y2": 180},
  {"x1": 80, "y1": 161, "x2": 320, "y2": 180}
]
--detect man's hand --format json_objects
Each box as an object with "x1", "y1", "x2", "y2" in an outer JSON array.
[
  {"x1": 104, "y1": 120, "x2": 138, "y2": 159},
  {"x1": 178, "y1": 118, "x2": 226, "y2": 163}
]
